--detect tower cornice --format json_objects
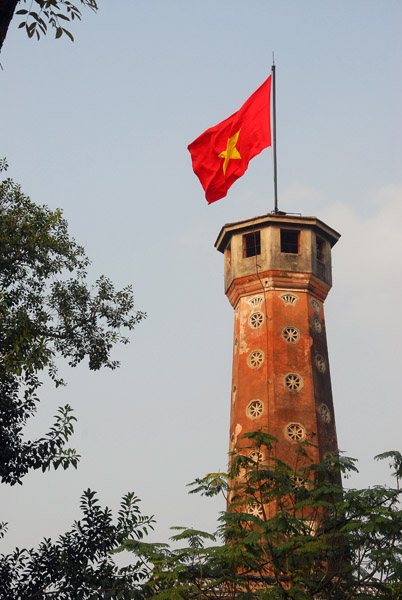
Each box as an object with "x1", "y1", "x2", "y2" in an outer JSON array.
[{"x1": 225, "y1": 269, "x2": 331, "y2": 308}]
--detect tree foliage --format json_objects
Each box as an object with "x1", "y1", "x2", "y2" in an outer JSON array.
[
  {"x1": 0, "y1": 0, "x2": 98, "y2": 54},
  {"x1": 0, "y1": 162, "x2": 152, "y2": 597},
  {"x1": 123, "y1": 432, "x2": 402, "y2": 599},
  {"x1": 0, "y1": 159, "x2": 145, "y2": 484},
  {"x1": 0, "y1": 489, "x2": 154, "y2": 599},
  {"x1": 2, "y1": 430, "x2": 402, "y2": 598}
]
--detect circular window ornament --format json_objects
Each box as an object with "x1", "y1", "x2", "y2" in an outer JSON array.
[
  {"x1": 319, "y1": 403, "x2": 331, "y2": 423},
  {"x1": 248, "y1": 311, "x2": 264, "y2": 329},
  {"x1": 310, "y1": 298, "x2": 321, "y2": 313},
  {"x1": 248, "y1": 295, "x2": 264, "y2": 310},
  {"x1": 313, "y1": 317, "x2": 322, "y2": 333},
  {"x1": 306, "y1": 520, "x2": 317, "y2": 535},
  {"x1": 247, "y1": 502, "x2": 264, "y2": 519},
  {"x1": 297, "y1": 520, "x2": 317, "y2": 536},
  {"x1": 284, "y1": 372, "x2": 303, "y2": 392},
  {"x1": 315, "y1": 354, "x2": 326, "y2": 373},
  {"x1": 246, "y1": 399, "x2": 264, "y2": 419},
  {"x1": 282, "y1": 326, "x2": 300, "y2": 344},
  {"x1": 290, "y1": 475, "x2": 307, "y2": 489},
  {"x1": 249, "y1": 450, "x2": 264, "y2": 463},
  {"x1": 285, "y1": 423, "x2": 306, "y2": 442},
  {"x1": 247, "y1": 350, "x2": 264, "y2": 370},
  {"x1": 280, "y1": 293, "x2": 299, "y2": 306}
]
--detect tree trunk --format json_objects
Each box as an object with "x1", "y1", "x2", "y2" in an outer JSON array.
[{"x1": 0, "y1": 0, "x2": 20, "y2": 54}]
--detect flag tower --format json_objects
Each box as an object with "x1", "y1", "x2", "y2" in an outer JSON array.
[
  {"x1": 188, "y1": 68, "x2": 341, "y2": 495},
  {"x1": 215, "y1": 213, "x2": 340, "y2": 491}
]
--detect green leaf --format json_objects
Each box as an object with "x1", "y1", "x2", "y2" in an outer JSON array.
[{"x1": 62, "y1": 28, "x2": 74, "y2": 42}]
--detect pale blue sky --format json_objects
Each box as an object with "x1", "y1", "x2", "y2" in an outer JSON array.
[{"x1": 1, "y1": 0, "x2": 402, "y2": 553}]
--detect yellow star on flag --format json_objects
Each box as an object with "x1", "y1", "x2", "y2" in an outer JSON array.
[{"x1": 218, "y1": 129, "x2": 241, "y2": 174}]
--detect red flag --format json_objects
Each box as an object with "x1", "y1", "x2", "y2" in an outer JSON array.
[{"x1": 188, "y1": 76, "x2": 271, "y2": 204}]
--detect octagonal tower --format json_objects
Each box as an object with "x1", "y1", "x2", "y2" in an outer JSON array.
[{"x1": 215, "y1": 213, "x2": 340, "y2": 476}]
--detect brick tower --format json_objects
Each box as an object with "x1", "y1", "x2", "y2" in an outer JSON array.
[{"x1": 215, "y1": 213, "x2": 340, "y2": 480}]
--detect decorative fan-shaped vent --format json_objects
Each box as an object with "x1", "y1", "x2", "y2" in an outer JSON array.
[
  {"x1": 246, "y1": 400, "x2": 264, "y2": 419},
  {"x1": 315, "y1": 354, "x2": 326, "y2": 373},
  {"x1": 248, "y1": 295, "x2": 264, "y2": 310},
  {"x1": 282, "y1": 326, "x2": 300, "y2": 343},
  {"x1": 284, "y1": 373, "x2": 303, "y2": 391},
  {"x1": 319, "y1": 403, "x2": 331, "y2": 423},
  {"x1": 285, "y1": 423, "x2": 306, "y2": 442},
  {"x1": 313, "y1": 317, "x2": 322, "y2": 333},
  {"x1": 280, "y1": 293, "x2": 299, "y2": 306},
  {"x1": 248, "y1": 312, "x2": 264, "y2": 329},
  {"x1": 249, "y1": 450, "x2": 264, "y2": 463},
  {"x1": 310, "y1": 298, "x2": 321, "y2": 313},
  {"x1": 247, "y1": 350, "x2": 264, "y2": 370}
]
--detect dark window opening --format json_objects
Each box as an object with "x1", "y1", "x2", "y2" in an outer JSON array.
[
  {"x1": 281, "y1": 230, "x2": 300, "y2": 254},
  {"x1": 316, "y1": 238, "x2": 325, "y2": 262},
  {"x1": 243, "y1": 231, "x2": 261, "y2": 258}
]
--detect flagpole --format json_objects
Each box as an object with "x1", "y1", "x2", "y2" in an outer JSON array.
[{"x1": 271, "y1": 58, "x2": 278, "y2": 213}]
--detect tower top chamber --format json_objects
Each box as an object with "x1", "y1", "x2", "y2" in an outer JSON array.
[{"x1": 215, "y1": 213, "x2": 340, "y2": 303}]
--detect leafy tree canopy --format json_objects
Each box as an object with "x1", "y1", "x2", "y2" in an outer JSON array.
[
  {"x1": 0, "y1": 489, "x2": 154, "y2": 599},
  {"x1": 0, "y1": 159, "x2": 145, "y2": 484},
  {"x1": 0, "y1": 161, "x2": 151, "y2": 598},
  {"x1": 3, "y1": 430, "x2": 402, "y2": 598},
  {"x1": 122, "y1": 432, "x2": 402, "y2": 600},
  {"x1": 0, "y1": 0, "x2": 98, "y2": 54}
]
